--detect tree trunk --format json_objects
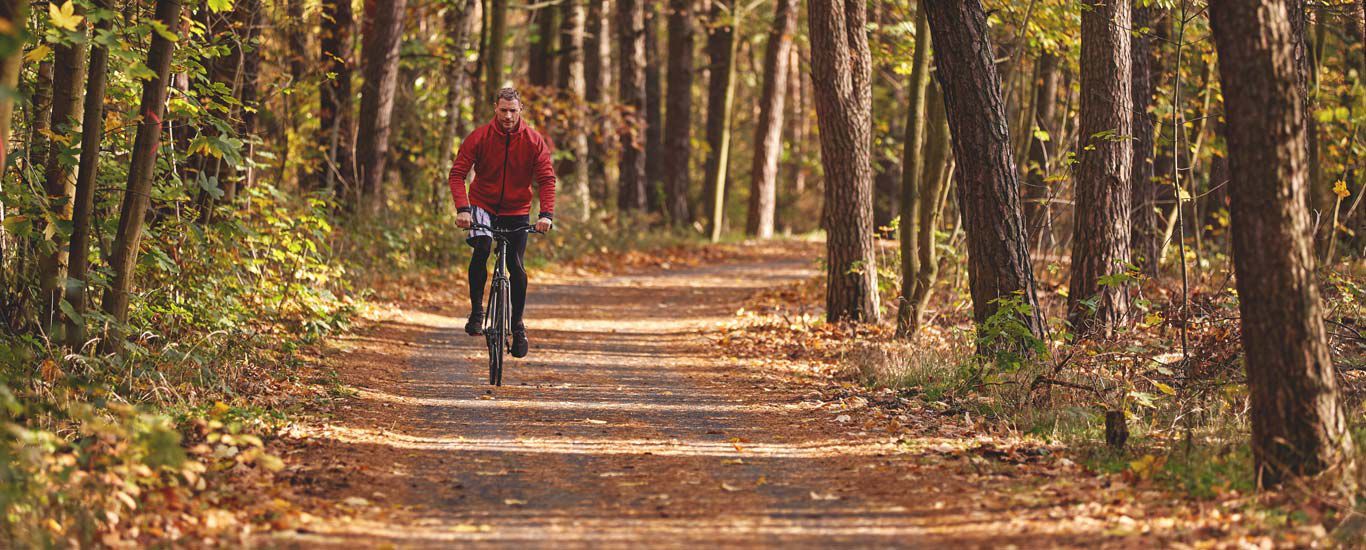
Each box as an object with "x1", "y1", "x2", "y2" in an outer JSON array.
[
  {"x1": 196, "y1": 0, "x2": 263, "y2": 220},
  {"x1": 38, "y1": 23, "x2": 88, "y2": 334},
  {"x1": 895, "y1": 3, "x2": 932, "y2": 338},
  {"x1": 703, "y1": 1, "x2": 736, "y2": 240},
  {"x1": 356, "y1": 0, "x2": 407, "y2": 213},
  {"x1": 485, "y1": 0, "x2": 507, "y2": 103},
  {"x1": 745, "y1": 0, "x2": 795, "y2": 238},
  {"x1": 643, "y1": 1, "x2": 663, "y2": 213},
  {"x1": 232, "y1": 0, "x2": 265, "y2": 198},
  {"x1": 529, "y1": 2, "x2": 559, "y2": 87},
  {"x1": 563, "y1": 0, "x2": 590, "y2": 219},
  {"x1": 1286, "y1": 0, "x2": 1330, "y2": 237},
  {"x1": 320, "y1": 0, "x2": 356, "y2": 195},
  {"x1": 616, "y1": 0, "x2": 646, "y2": 212},
  {"x1": 1209, "y1": 0, "x2": 1357, "y2": 491},
  {"x1": 662, "y1": 0, "x2": 694, "y2": 225},
  {"x1": 809, "y1": 0, "x2": 879, "y2": 323},
  {"x1": 1068, "y1": 0, "x2": 1133, "y2": 334},
  {"x1": 1130, "y1": 5, "x2": 1160, "y2": 278},
  {"x1": 64, "y1": 0, "x2": 111, "y2": 348},
  {"x1": 781, "y1": 42, "x2": 809, "y2": 233},
  {"x1": 585, "y1": 0, "x2": 612, "y2": 207},
  {"x1": 100, "y1": 0, "x2": 184, "y2": 348},
  {"x1": 1023, "y1": 53, "x2": 1059, "y2": 248},
  {"x1": 437, "y1": 0, "x2": 479, "y2": 209},
  {"x1": 0, "y1": 0, "x2": 27, "y2": 264},
  {"x1": 923, "y1": 0, "x2": 1044, "y2": 341},
  {"x1": 910, "y1": 82, "x2": 954, "y2": 333},
  {"x1": 284, "y1": 0, "x2": 307, "y2": 190}
]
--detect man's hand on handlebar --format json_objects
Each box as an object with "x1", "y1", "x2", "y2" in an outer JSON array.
[
  {"x1": 457, "y1": 211, "x2": 473, "y2": 229},
  {"x1": 535, "y1": 217, "x2": 553, "y2": 233}
]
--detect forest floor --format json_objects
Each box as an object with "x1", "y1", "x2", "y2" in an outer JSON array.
[{"x1": 254, "y1": 240, "x2": 1312, "y2": 548}]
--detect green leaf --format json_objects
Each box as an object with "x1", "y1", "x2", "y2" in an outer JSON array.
[
  {"x1": 58, "y1": 299, "x2": 83, "y2": 326},
  {"x1": 207, "y1": 0, "x2": 234, "y2": 13}
]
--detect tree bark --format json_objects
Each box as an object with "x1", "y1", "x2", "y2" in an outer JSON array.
[
  {"x1": 910, "y1": 82, "x2": 954, "y2": 333},
  {"x1": 585, "y1": 0, "x2": 612, "y2": 207},
  {"x1": 64, "y1": 0, "x2": 111, "y2": 348},
  {"x1": 703, "y1": 1, "x2": 736, "y2": 240},
  {"x1": 320, "y1": 0, "x2": 356, "y2": 195},
  {"x1": 1023, "y1": 53, "x2": 1059, "y2": 248},
  {"x1": 485, "y1": 0, "x2": 507, "y2": 103},
  {"x1": 745, "y1": 0, "x2": 795, "y2": 238},
  {"x1": 0, "y1": 0, "x2": 27, "y2": 265},
  {"x1": 1068, "y1": 0, "x2": 1133, "y2": 334},
  {"x1": 529, "y1": 2, "x2": 559, "y2": 87},
  {"x1": 38, "y1": 22, "x2": 88, "y2": 333},
  {"x1": 101, "y1": 0, "x2": 184, "y2": 347},
  {"x1": 662, "y1": 0, "x2": 694, "y2": 225},
  {"x1": 1130, "y1": 5, "x2": 1160, "y2": 278},
  {"x1": 356, "y1": 0, "x2": 407, "y2": 213},
  {"x1": 563, "y1": 0, "x2": 590, "y2": 219},
  {"x1": 809, "y1": 0, "x2": 879, "y2": 323},
  {"x1": 923, "y1": 0, "x2": 1044, "y2": 341},
  {"x1": 643, "y1": 1, "x2": 663, "y2": 212},
  {"x1": 437, "y1": 0, "x2": 479, "y2": 209},
  {"x1": 1210, "y1": 0, "x2": 1357, "y2": 491},
  {"x1": 616, "y1": 0, "x2": 646, "y2": 212},
  {"x1": 895, "y1": 3, "x2": 932, "y2": 338}
]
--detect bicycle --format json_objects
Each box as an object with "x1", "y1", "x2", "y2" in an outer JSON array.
[{"x1": 469, "y1": 222, "x2": 541, "y2": 386}]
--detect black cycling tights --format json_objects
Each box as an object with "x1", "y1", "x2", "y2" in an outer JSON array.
[{"x1": 468, "y1": 219, "x2": 529, "y2": 330}]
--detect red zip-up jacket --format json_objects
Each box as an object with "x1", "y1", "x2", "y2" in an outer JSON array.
[{"x1": 448, "y1": 117, "x2": 557, "y2": 219}]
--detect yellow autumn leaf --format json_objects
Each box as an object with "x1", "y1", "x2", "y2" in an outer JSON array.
[
  {"x1": 1152, "y1": 381, "x2": 1176, "y2": 396},
  {"x1": 49, "y1": 0, "x2": 84, "y2": 32},
  {"x1": 24, "y1": 44, "x2": 51, "y2": 63},
  {"x1": 1334, "y1": 179, "x2": 1351, "y2": 200}
]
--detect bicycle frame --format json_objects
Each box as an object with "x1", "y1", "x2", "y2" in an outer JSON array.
[{"x1": 470, "y1": 222, "x2": 539, "y2": 386}]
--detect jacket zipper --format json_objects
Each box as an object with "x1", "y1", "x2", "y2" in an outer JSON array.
[{"x1": 494, "y1": 131, "x2": 511, "y2": 217}]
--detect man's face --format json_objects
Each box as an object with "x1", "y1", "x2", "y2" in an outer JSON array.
[{"x1": 496, "y1": 98, "x2": 522, "y2": 131}]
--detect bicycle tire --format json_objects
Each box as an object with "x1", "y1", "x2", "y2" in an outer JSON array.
[
  {"x1": 486, "y1": 284, "x2": 504, "y2": 386},
  {"x1": 496, "y1": 279, "x2": 512, "y2": 386}
]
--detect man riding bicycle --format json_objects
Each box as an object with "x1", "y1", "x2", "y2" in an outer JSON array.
[{"x1": 448, "y1": 87, "x2": 556, "y2": 358}]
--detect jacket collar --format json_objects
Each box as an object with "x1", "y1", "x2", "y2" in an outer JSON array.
[{"x1": 490, "y1": 117, "x2": 524, "y2": 137}]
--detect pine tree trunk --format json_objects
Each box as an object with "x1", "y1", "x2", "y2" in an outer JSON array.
[
  {"x1": 356, "y1": 0, "x2": 407, "y2": 214},
  {"x1": 895, "y1": 3, "x2": 931, "y2": 338},
  {"x1": 923, "y1": 0, "x2": 1044, "y2": 341},
  {"x1": 1023, "y1": 53, "x2": 1059, "y2": 248},
  {"x1": 703, "y1": 2, "x2": 736, "y2": 240},
  {"x1": 64, "y1": 0, "x2": 111, "y2": 348},
  {"x1": 1130, "y1": 6, "x2": 1160, "y2": 278},
  {"x1": 910, "y1": 82, "x2": 953, "y2": 331},
  {"x1": 101, "y1": 0, "x2": 184, "y2": 348},
  {"x1": 0, "y1": 0, "x2": 27, "y2": 266},
  {"x1": 745, "y1": 0, "x2": 795, "y2": 239},
  {"x1": 320, "y1": 0, "x2": 356, "y2": 195},
  {"x1": 37, "y1": 24, "x2": 88, "y2": 333},
  {"x1": 563, "y1": 0, "x2": 590, "y2": 219},
  {"x1": 1209, "y1": 0, "x2": 1357, "y2": 491},
  {"x1": 485, "y1": 0, "x2": 507, "y2": 103},
  {"x1": 585, "y1": 0, "x2": 612, "y2": 207},
  {"x1": 616, "y1": 0, "x2": 646, "y2": 212},
  {"x1": 643, "y1": 1, "x2": 663, "y2": 213},
  {"x1": 809, "y1": 0, "x2": 879, "y2": 323},
  {"x1": 437, "y1": 0, "x2": 479, "y2": 209},
  {"x1": 529, "y1": 3, "x2": 559, "y2": 87},
  {"x1": 1068, "y1": 0, "x2": 1133, "y2": 334},
  {"x1": 661, "y1": 0, "x2": 694, "y2": 225}
]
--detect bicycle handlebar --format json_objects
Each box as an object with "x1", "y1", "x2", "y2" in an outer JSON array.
[{"x1": 468, "y1": 222, "x2": 544, "y2": 235}]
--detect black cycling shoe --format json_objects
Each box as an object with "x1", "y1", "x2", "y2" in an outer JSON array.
[
  {"x1": 511, "y1": 329, "x2": 529, "y2": 358},
  {"x1": 464, "y1": 310, "x2": 484, "y2": 336}
]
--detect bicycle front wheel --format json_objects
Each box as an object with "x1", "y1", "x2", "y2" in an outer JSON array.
[{"x1": 486, "y1": 285, "x2": 504, "y2": 386}]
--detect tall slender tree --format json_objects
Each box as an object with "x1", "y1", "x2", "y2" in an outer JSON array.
[
  {"x1": 356, "y1": 0, "x2": 407, "y2": 213},
  {"x1": 661, "y1": 0, "x2": 695, "y2": 225},
  {"x1": 643, "y1": 1, "x2": 663, "y2": 212},
  {"x1": 101, "y1": 0, "x2": 184, "y2": 347},
  {"x1": 0, "y1": 0, "x2": 29, "y2": 287},
  {"x1": 1130, "y1": 6, "x2": 1160, "y2": 278},
  {"x1": 808, "y1": 0, "x2": 879, "y2": 323},
  {"x1": 1023, "y1": 53, "x2": 1059, "y2": 247},
  {"x1": 37, "y1": 15, "x2": 88, "y2": 333},
  {"x1": 616, "y1": 0, "x2": 647, "y2": 211},
  {"x1": 703, "y1": 0, "x2": 737, "y2": 240},
  {"x1": 894, "y1": 3, "x2": 931, "y2": 337},
  {"x1": 485, "y1": 0, "x2": 507, "y2": 103},
  {"x1": 529, "y1": 2, "x2": 559, "y2": 87},
  {"x1": 1068, "y1": 0, "x2": 1133, "y2": 334},
  {"x1": 65, "y1": 0, "x2": 113, "y2": 348},
  {"x1": 1209, "y1": 0, "x2": 1357, "y2": 491},
  {"x1": 745, "y1": 0, "x2": 796, "y2": 238},
  {"x1": 563, "y1": 0, "x2": 590, "y2": 218},
  {"x1": 437, "y1": 0, "x2": 480, "y2": 207},
  {"x1": 923, "y1": 0, "x2": 1044, "y2": 341},
  {"x1": 585, "y1": 0, "x2": 612, "y2": 206},
  {"x1": 320, "y1": 0, "x2": 356, "y2": 194}
]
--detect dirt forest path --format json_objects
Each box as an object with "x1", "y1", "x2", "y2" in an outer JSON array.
[{"x1": 268, "y1": 243, "x2": 1139, "y2": 548}]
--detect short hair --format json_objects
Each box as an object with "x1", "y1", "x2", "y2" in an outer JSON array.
[{"x1": 496, "y1": 87, "x2": 521, "y2": 105}]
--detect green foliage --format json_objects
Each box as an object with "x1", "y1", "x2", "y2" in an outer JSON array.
[{"x1": 976, "y1": 293, "x2": 1047, "y2": 372}]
